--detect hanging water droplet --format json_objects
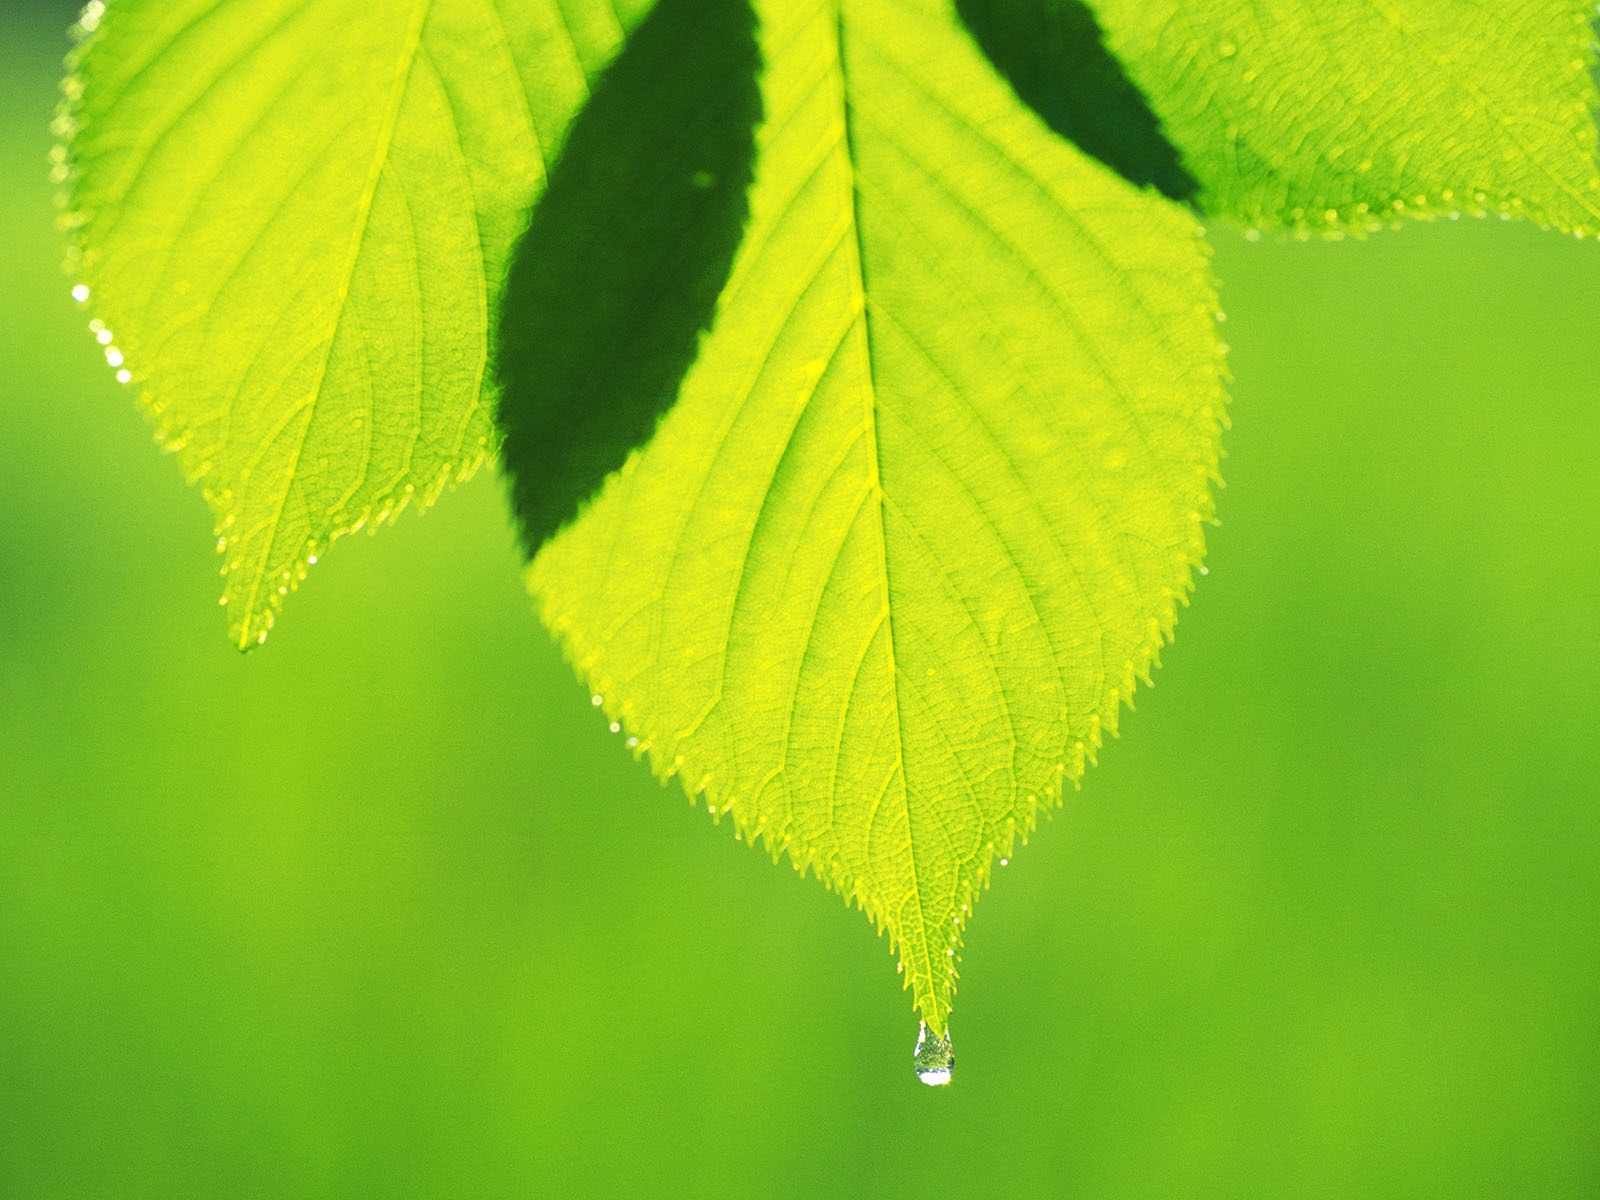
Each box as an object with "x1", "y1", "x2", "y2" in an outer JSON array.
[
  {"x1": 590, "y1": 693, "x2": 604, "y2": 707},
  {"x1": 913, "y1": 1022, "x2": 954, "y2": 1086},
  {"x1": 71, "y1": 283, "x2": 89, "y2": 303}
]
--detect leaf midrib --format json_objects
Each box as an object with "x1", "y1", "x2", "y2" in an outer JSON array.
[
  {"x1": 828, "y1": 0, "x2": 937, "y2": 1024},
  {"x1": 237, "y1": 0, "x2": 434, "y2": 647}
]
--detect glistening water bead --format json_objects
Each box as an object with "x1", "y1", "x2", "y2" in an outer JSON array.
[{"x1": 913, "y1": 1022, "x2": 954, "y2": 1086}]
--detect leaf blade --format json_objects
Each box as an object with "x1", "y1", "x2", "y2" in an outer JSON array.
[{"x1": 528, "y1": 0, "x2": 1227, "y2": 1032}]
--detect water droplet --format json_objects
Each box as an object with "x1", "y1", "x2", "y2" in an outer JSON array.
[
  {"x1": 96, "y1": 328, "x2": 113, "y2": 345},
  {"x1": 115, "y1": 368, "x2": 131, "y2": 384},
  {"x1": 609, "y1": 721, "x2": 621, "y2": 734},
  {"x1": 104, "y1": 347, "x2": 123, "y2": 368},
  {"x1": 999, "y1": 858, "x2": 1009, "y2": 867},
  {"x1": 71, "y1": 283, "x2": 89, "y2": 303},
  {"x1": 913, "y1": 1022, "x2": 954, "y2": 1086},
  {"x1": 590, "y1": 693, "x2": 604, "y2": 707},
  {"x1": 306, "y1": 554, "x2": 318, "y2": 565}
]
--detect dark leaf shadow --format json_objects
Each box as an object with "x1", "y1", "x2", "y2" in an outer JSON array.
[
  {"x1": 956, "y1": 0, "x2": 1198, "y2": 202},
  {"x1": 494, "y1": 0, "x2": 761, "y2": 557}
]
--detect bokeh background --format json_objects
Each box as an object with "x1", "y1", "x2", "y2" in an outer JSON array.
[{"x1": 4, "y1": 4, "x2": 1598, "y2": 1196}]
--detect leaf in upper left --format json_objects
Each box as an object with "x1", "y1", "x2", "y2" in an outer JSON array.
[{"x1": 64, "y1": 0, "x2": 653, "y2": 647}]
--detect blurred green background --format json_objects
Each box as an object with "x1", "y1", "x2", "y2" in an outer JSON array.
[{"x1": 3, "y1": 5, "x2": 1598, "y2": 1197}]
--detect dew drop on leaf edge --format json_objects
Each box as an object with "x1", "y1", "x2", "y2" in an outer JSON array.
[{"x1": 913, "y1": 1022, "x2": 954, "y2": 1087}]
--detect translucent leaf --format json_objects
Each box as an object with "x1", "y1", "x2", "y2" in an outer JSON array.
[
  {"x1": 527, "y1": 0, "x2": 1227, "y2": 1035},
  {"x1": 63, "y1": 0, "x2": 653, "y2": 647},
  {"x1": 1075, "y1": 0, "x2": 1600, "y2": 232}
]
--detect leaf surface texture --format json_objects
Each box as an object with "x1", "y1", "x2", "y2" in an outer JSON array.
[
  {"x1": 1084, "y1": 0, "x2": 1600, "y2": 230},
  {"x1": 529, "y1": 0, "x2": 1227, "y2": 1031}
]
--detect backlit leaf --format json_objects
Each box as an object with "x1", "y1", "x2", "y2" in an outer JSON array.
[
  {"x1": 1082, "y1": 0, "x2": 1600, "y2": 232},
  {"x1": 526, "y1": 0, "x2": 1227, "y2": 1035},
  {"x1": 63, "y1": 0, "x2": 653, "y2": 647}
]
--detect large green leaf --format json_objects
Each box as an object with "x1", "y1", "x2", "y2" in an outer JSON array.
[
  {"x1": 528, "y1": 0, "x2": 1227, "y2": 1041},
  {"x1": 1081, "y1": 0, "x2": 1600, "y2": 232},
  {"x1": 63, "y1": 0, "x2": 652, "y2": 647}
]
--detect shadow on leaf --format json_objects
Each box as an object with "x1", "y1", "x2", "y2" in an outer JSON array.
[
  {"x1": 495, "y1": 0, "x2": 761, "y2": 556},
  {"x1": 956, "y1": 0, "x2": 1197, "y2": 201}
]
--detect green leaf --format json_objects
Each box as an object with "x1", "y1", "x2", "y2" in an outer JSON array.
[
  {"x1": 528, "y1": 0, "x2": 1227, "y2": 1035},
  {"x1": 1081, "y1": 0, "x2": 1600, "y2": 232},
  {"x1": 63, "y1": 0, "x2": 653, "y2": 648}
]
